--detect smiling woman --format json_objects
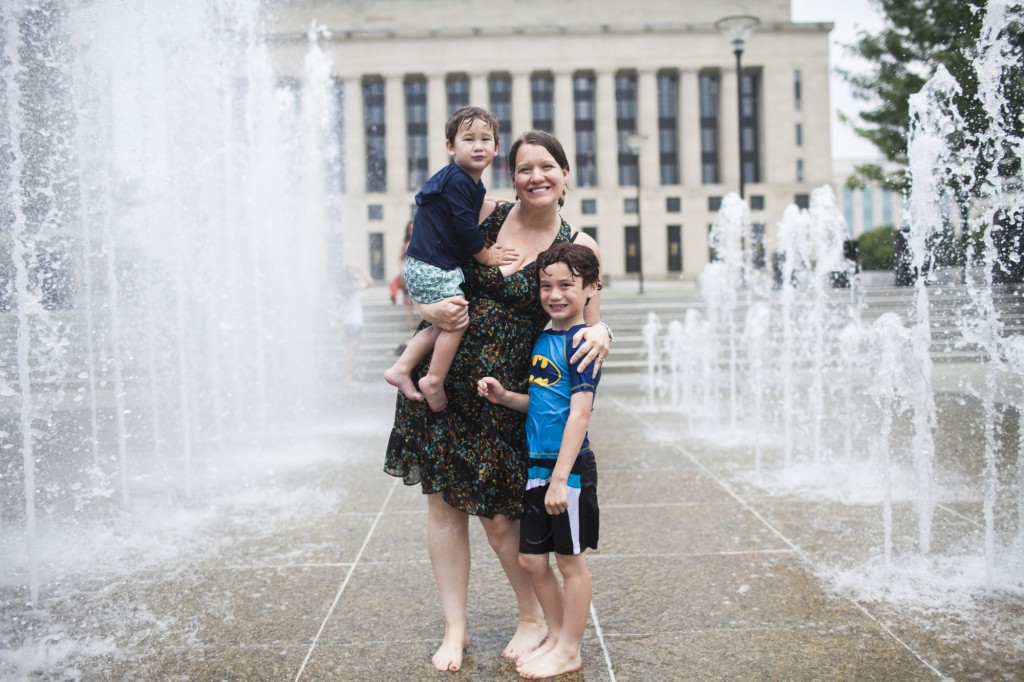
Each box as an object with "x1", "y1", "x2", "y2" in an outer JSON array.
[{"x1": 384, "y1": 129, "x2": 611, "y2": 673}]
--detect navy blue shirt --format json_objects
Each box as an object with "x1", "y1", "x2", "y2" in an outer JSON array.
[{"x1": 405, "y1": 163, "x2": 487, "y2": 270}]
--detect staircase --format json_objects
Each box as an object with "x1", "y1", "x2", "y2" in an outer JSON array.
[{"x1": 350, "y1": 281, "x2": 1024, "y2": 381}]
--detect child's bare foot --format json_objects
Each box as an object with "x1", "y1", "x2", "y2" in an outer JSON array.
[
  {"x1": 515, "y1": 636, "x2": 555, "y2": 667},
  {"x1": 516, "y1": 646, "x2": 582, "y2": 679},
  {"x1": 502, "y1": 619, "x2": 548, "y2": 660},
  {"x1": 432, "y1": 630, "x2": 470, "y2": 672},
  {"x1": 384, "y1": 366, "x2": 423, "y2": 402},
  {"x1": 419, "y1": 374, "x2": 448, "y2": 412}
]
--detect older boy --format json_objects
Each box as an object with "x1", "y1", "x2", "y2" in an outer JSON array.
[{"x1": 476, "y1": 241, "x2": 602, "y2": 679}]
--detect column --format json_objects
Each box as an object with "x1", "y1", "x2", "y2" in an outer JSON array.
[
  {"x1": 680, "y1": 70, "x2": 700, "y2": 188},
  {"x1": 636, "y1": 70, "x2": 659, "y2": 279},
  {"x1": 719, "y1": 69, "x2": 739, "y2": 194},
  {"x1": 595, "y1": 70, "x2": 617, "y2": 189},
  {"x1": 342, "y1": 76, "x2": 364, "y2": 197},
  {"x1": 385, "y1": 75, "x2": 405, "y2": 194},
  {"x1": 554, "y1": 71, "x2": 575, "y2": 165},
  {"x1": 427, "y1": 73, "x2": 448, "y2": 173},
  {"x1": 511, "y1": 72, "x2": 531, "y2": 140}
]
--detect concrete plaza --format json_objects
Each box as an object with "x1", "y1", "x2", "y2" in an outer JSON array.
[{"x1": 22, "y1": 374, "x2": 1018, "y2": 681}]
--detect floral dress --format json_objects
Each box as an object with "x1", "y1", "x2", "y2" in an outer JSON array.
[{"x1": 385, "y1": 202, "x2": 576, "y2": 519}]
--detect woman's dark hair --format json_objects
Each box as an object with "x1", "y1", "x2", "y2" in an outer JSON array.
[
  {"x1": 445, "y1": 106, "x2": 500, "y2": 147},
  {"x1": 508, "y1": 130, "x2": 570, "y2": 207},
  {"x1": 536, "y1": 242, "x2": 600, "y2": 290}
]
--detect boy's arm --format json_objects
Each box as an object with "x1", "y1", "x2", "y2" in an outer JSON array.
[
  {"x1": 476, "y1": 377, "x2": 529, "y2": 413},
  {"x1": 545, "y1": 391, "x2": 594, "y2": 515},
  {"x1": 473, "y1": 243, "x2": 520, "y2": 266}
]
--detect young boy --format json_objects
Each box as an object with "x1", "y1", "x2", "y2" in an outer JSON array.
[
  {"x1": 385, "y1": 106, "x2": 519, "y2": 412},
  {"x1": 476, "y1": 242, "x2": 602, "y2": 680}
]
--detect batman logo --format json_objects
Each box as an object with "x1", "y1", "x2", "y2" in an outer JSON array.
[{"x1": 529, "y1": 354, "x2": 561, "y2": 387}]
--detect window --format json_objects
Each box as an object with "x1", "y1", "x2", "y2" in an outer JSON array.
[
  {"x1": 582, "y1": 227, "x2": 598, "y2": 241},
  {"x1": 794, "y1": 69, "x2": 802, "y2": 111},
  {"x1": 749, "y1": 195, "x2": 765, "y2": 211},
  {"x1": 795, "y1": 122, "x2": 803, "y2": 147},
  {"x1": 363, "y1": 79, "x2": 386, "y2": 192},
  {"x1": 708, "y1": 196, "x2": 722, "y2": 212},
  {"x1": 657, "y1": 72, "x2": 679, "y2": 185},
  {"x1": 405, "y1": 77, "x2": 428, "y2": 190},
  {"x1": 698, "y1": 72, "x2": 720, "y2": 184},
  {"x1": 863, "y1": 187, "x2": 875, "y2": 231},
  {"x1": 369, "y1": 232, "x2": 385, "y2": 280},
  {"x1": 666, "y1": 197, "x2": 681, "y2": 213},
  {"x1": 488, "y1": 74, "x2": 512, "y2": 188},
  {"x1": 447, "y1": 75, "x2": 469, "y2": 113},
  {"x1": 739, "y1": 70, "x2": 761, "y2": 184},
  {"x1": 615, "y1": 72, "x2": 638, "y2": 186},
  {"x1": 368, "y1": 204, "x2": 384, "y2": 220},
  {"x1": 624, "y1": 197, "x2": 638, "y2": 214},
  {"x1": 574, "y1": 73, "x2": 597, "y2": 187},
  {"x1": 667, "y1": 224, "x2": 682, "y2": 272},
  {"x1": 796, "y1": 158, "x2": 804, "y2": 183},
  {"x1": 581, "y1": 198, "x2": 597, "y2": 214},
  {"x1": 531, "y1": 73, "x2": 554, "y2": 132},
  {"x1": 625, "y1": 226, "x2": 641, "y2": 273},
  {"x1": 795, "y1": 194, "x2": 810, "y2": 209}
]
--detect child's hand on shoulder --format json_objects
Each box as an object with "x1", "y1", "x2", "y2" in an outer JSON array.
[{"x1": 476, "y1": 377, "x2": 506, "y2": 404}]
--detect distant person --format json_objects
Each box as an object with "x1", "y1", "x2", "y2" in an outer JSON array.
[
  {"x1": 477, "y1": 242, "x2": 602, "y2": 679},
  {"x1": 384, "y1": 106, "x2": 519, "y2": 412},
  {"x1": 390, "y1": 220, "x2": 417, "y2": 331},
  {"x1": 340, "y1": 262, "x2": 374, "y2": 382}
]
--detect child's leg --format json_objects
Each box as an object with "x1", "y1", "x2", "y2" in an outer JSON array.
[
  {"x1": 418, "y1": 324, "x2": 466, "y2": 412},
  {"x1": 514, "y1": 552, "x2": 563, "y2": 666},
  {"x1": 517, "y1": 554, "x2": 591, "y2": 680},
  {"x1": 383, "y1": 325, "x2": 439, "y2": 401}
]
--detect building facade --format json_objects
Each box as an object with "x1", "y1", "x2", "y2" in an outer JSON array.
[{"x1": 268, "y1": 0, "x2": 833, "y2": 283}]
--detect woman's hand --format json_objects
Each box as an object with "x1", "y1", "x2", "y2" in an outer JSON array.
[
  {"x1": 570, "y1": 322, "x2": 611, "y2": 373},
  {"x1": 418, "y1": 297, "x2": 469, "y2": 332}
]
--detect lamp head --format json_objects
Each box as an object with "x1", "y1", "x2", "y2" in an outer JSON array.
[{"x1": 715, "y1": 15, "x2": 760, "y2": 53}]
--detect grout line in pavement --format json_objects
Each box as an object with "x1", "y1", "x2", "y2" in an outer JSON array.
[
  {"x1": 589, "y1": 601, "x2": 617, "y2": 682},
  {"x1": 610, "y1": 396, "x2": 948, "y2": 681},
  {"x1": 293, "y1": 477, "x2": 400, "y2": 682}
]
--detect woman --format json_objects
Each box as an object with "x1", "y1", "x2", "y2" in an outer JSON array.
[{"x1": 384, "y1": 130, "x2": 611, "y2": 673}]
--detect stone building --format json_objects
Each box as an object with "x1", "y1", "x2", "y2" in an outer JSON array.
[{"x1": 267, "y1": 0, "x2": 833, "y2": 284}]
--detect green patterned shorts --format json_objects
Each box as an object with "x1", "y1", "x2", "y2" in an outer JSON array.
[{"x1": 403, "y1": 256, "x2": 466, "y2": 304}]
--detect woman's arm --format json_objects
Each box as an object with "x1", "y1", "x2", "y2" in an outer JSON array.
[
  {"x1": 569, "y1": 231, "x2": 611, "y2": 371},
  {"x1": 418, "y1": 297, "x2": 469, "y2": 332}
]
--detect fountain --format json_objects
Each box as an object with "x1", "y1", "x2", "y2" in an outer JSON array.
[
  {"x1": 643, "y1": 0, "x2": 1024, "y2": 597},
  {"x1": 0, "y1": 0, "x2": 344, "y2": 608}
]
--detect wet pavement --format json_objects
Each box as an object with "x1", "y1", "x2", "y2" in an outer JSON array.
[{"x1": 10, "y1": 377, "x2": 1024, "y2": 681}]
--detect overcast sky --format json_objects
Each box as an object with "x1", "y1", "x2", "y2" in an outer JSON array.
[{"x1": 789, "y1": 0, "x2": 886, "y2": 160}]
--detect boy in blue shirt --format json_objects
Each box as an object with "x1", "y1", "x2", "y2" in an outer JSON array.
[
  {"x1": 476, "y1": 241, "x2": 601, "y2": 679},
  {"x1": 385, "y1": 106, "x2": 518, "y2": 412}
]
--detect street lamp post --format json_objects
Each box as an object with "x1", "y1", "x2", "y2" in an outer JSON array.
[
  {"x1": 715, "y1": 15, "x2": 760, "y2": 200},
  {"x1": 626, "y1": 133, "x2": 647, "y2": 294}
]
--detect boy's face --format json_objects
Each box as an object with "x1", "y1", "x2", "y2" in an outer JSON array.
[
  {"x1": 539, "y1": 261, "x2": 596, "y2": 328},
  {"x1": 446, "y1": 118, "x2": 497, "y2": 180}
]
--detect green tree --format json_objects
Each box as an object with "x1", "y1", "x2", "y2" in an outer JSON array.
[
  {"x1": 840, "y1": 0, "x2": 1023, "y2": 193},
  {"x1": 857, "y1": 225, "x2": 896, "y2": 270}
]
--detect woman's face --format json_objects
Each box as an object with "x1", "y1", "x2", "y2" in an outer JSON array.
[{"x1": 512, "y1": 144, "x2": 568, "y2": 210}]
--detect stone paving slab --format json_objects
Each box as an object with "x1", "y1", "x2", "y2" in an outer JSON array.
[{"x1": 7, "y1": 379, "x2": 1023, "y2": 680}]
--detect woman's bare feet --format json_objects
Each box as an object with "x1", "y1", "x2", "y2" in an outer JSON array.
[
  {"x1": 501, "y1": 619, "x2": 548, "y2": 660},
  {"x1": 432, "y1": 629, "x2": 470, "y2": 672},
  {"x1": 384, "y1": 366, "x2": 424, "y2": 402},
  {"x1": 516, "y1": 645, "x2": 582, "y2": 679},
  {"x1": 419, "y1": 374, "x2": 448, "y2": 412}
]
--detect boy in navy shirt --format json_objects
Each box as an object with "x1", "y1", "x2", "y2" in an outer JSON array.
[
  {"x1": 385, "y1": 106, "x2": 518, "y2": 411},
  {"x1": 477, "y1": 241, "x2": 601, "y2": 679}
]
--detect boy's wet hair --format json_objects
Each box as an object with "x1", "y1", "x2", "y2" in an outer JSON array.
[
  {"x1": 536, "y1": 242, "x2": 601, "y2": 290},
  {"x1": 445, "y1": 106, "x2": 500, "y2": 146}
]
